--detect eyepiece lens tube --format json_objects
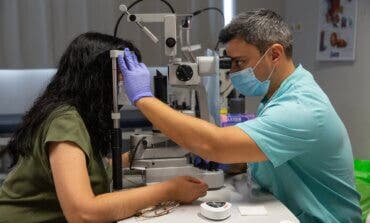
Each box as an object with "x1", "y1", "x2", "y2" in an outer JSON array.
[{"x1": 219, "y1": 57, "x2": 231, "y2": 69}]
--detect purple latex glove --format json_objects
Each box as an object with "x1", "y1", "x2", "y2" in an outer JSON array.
[{"x1": 117, "y1": 48, "x2": 153, "y2": 104}]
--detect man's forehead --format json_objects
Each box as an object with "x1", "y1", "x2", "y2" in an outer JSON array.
[{"x1": 225, "y1": 38, "x2": 259, "y2": 58}]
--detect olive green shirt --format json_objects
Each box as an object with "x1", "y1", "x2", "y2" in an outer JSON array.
[{"x1": 0, "y1": 106, "x2": 111, "y2": 222}]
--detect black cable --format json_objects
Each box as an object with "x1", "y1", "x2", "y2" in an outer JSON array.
[
  {"x1": 113, "y1": 0, "x2": 175, "y2": 37},
  {"x1": 129, "y1": 137, "x2": 146, "y2": 170},
  {"x1": 192, "y1": 7, "x2": 224, "y2": 19},
  {"x1": 158, "y1": 0, "x2": 175, "y2": 13},
  {"x1": 190, "y1": 7, "x2": 224, "y2": 51}
]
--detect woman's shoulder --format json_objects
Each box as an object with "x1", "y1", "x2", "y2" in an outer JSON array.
[
  {"x1": 41, "y1": 105, "x2": 92, "y2": 156},
  {"x1": 40, "y1": 105, "x2": 88, "y2": 142},
  {"x1": 45, "y1": 105, "x2": 84, "y2": 126},
  {"x1": 51, "y1": 105, "x2": 80, "y2": 117}
]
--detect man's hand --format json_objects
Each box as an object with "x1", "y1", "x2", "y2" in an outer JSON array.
[{"x1": 117, "y1": 48, "x2": 153, "y2": 104}]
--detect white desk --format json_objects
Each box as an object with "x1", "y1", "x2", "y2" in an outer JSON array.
[{"x1": 119, "y1": 174, "x2": 299, "y2": 223}]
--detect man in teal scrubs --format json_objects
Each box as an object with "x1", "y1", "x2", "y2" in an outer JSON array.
[{"x1": 117, "y1": 9, "x2": 362, "y2": 222}]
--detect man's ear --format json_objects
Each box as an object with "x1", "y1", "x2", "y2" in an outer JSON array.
[{"x1": 271, "y1": 43, "x2": 284, "y2": 62}]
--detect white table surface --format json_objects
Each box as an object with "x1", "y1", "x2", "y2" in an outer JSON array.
[{"x1": 119, "y1": 174, "x2": 299, "y2": 223}]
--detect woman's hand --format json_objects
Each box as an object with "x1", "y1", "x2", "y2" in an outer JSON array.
[{"x1": 165, "y1": 176, "x2": 208, "y2": 204}]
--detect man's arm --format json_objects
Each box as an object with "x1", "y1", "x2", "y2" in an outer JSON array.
[
  {"x1": 118, "y1": 49, "x2": 266, "y2": 164},
  {"x1": 136, "y1": 97, "x2": 267, "y2": 163}
]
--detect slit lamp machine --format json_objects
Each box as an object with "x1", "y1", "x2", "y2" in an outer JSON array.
[{"x1": 110, "y1": 4, "x2": 232, "y2": 191}]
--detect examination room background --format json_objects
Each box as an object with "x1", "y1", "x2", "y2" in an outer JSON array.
[{"x1": 0, "y1": 0, "x2": 369, "y2": 159}]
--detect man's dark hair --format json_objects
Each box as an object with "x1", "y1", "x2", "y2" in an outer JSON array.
[
  {"x1": 5, "y1": 32, "x2": 141, "y2": 166},
  {"x1": 219, "y1": 8, "x2": 293, "y2": 57}
]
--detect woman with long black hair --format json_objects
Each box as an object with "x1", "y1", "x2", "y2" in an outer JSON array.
[{"x1": 0, "y1": 32, "x2": 208, "y2": 222}]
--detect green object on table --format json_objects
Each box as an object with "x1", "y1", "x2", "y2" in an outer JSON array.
[{"x1": 354, "y1": 159, "x2": 370, "y2": 222}]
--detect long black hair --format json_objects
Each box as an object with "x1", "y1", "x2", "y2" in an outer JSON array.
[{"x1": 5, "y1": 32, "x2": 141, "y2": 167}]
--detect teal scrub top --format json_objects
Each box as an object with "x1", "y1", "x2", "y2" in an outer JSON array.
[{"x1": 236, "y1": 65, "x2": 362, "y2": 222}]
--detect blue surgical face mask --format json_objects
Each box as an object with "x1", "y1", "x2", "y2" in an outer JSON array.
[{"x1": 230, "y1": 48, "x2": 276, "y2": 96}]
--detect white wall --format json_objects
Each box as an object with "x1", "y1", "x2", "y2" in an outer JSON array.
[
  {"x1": 236, "y1": 0, "x2": 285, "y2": 13},
  {"x1": 0, "y1": 0, "x2": 223, "y2": 68},
  {"x1": 0, "y1": 0, "x2": 118, "y2": 68},
  {"x1": 285, "y1": 0, "x2": 370, "y2": 159}
]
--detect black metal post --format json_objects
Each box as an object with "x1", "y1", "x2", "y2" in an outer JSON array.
[{"x1": 110, "y1": 50, "x2": 123, "y2": 191}]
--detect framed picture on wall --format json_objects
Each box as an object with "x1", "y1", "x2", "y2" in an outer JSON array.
[{"x1": 316, "y1": 0, "x2": 357, "y2": 61}]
